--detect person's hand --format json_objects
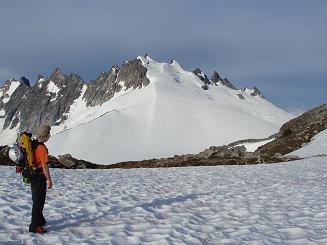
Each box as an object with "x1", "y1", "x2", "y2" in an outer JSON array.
[{"x1": 47, "y1": 179, "x2": 53, "y2": 189}]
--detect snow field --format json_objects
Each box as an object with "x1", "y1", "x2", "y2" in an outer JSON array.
[{"x1": 1, "y1": 157, "x2": 327, "y2": 244}]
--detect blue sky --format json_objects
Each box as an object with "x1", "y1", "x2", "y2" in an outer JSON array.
[{"x1": 0, "y1": 0, "x2": 326, "y2": 113}]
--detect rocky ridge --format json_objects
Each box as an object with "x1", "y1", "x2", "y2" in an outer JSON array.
[
  {"x1": 0, "y1": 56, "x2": 264, "y2": 135},
  {"x1": 0, "y1": 58, "x2": 150, "y2": 134}
]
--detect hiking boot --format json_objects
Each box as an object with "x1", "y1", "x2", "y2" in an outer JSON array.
[{"x1": 29, "y1": 226, "x2": 47, "y2": 234}]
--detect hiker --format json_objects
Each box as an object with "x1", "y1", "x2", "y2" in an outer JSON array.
[{"x1": 29, "y1": 125, "x2": 53, "y2": 234}]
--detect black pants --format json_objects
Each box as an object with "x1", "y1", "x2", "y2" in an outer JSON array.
[{"x1": 29, "y1": 173, "x2": 47, "y2": 230}]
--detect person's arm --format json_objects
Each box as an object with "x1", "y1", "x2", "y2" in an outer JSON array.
[
  {"x1": 42, "y1": 162, "x2": 52, "y2": 189},
  {"x1": 38, "y1": 145, "x2": 53, "y2": 189}
]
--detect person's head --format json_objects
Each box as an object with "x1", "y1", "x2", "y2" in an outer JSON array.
[{"x1": 36, "y1": 125, "x2": 51, "y2": 143}]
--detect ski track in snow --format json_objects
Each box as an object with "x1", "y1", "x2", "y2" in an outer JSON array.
[{"x1": 1, "y1": 157, "x2": 327, "y2": 244}]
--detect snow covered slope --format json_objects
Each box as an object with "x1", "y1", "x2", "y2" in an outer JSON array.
[
  {"x1": 1, "y1": 156, "x2": 327, "y2": 244},
  {"x1": 47, "y1": 56, "x2": 292, "y2": 164},
  {"x1": 289, "y1": 129, "x2": 327, "y2": 158}
]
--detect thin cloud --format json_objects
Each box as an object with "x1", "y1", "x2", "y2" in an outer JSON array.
[{"x1": 0, "y1": 0, "x2": 326, "y2": 110}]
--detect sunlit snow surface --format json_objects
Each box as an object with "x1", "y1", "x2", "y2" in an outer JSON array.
[
  {"x1": 1, "y1": 157, "x2": 327, "y2": 244},
  {"x1": 289, "y1": 130, "x2": 327, "y2": 158},
  {"x1": 47, "y1": 56, "x2": 292, "y2": 164}
]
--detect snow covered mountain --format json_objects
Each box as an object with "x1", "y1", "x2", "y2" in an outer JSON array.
[{"x1": 0, "y1": 56, "x2": 292, "y2": 163}]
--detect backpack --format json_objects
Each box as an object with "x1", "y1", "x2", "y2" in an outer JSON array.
[{"x1": 15, "y1": 132, "x2": 40, "y2": 184}]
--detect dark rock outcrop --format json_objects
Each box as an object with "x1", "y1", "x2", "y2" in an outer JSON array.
[
  {"x1": 193, "y1": 68, "x2": 211, "y2": 85},
  {"x1": 251, "y1": 87, "x2": 264, "y2": 98},
  {"x1": 83, "y1": 66, "x2": 121, "y2": 107},
  {"x1": 116, "y1": 59, "x2": 150, "y2": 90},
  {"x1": 221, "y1": 78, "x2": 237, "y2": 90},
  {"x1": 0, "y1": 57, "x2": 150, "y2": 135},
  {"x1": 210, "y1": 71, "x2": 222, "y2": 84},
  {"x1": 210, "y1": 71, "x2": 237, "y2": 90},
  {"x1": 243, "y1": 87, "x2": 264, "y2": 98},
  {"x1": 83, "y1": 59, "x2": 150, "y2": 107},
  {"x1": 20, "y1": 77, "x2": 30, "y2": 87},
  {"x1": 0, "y1": 70, "x2": 85, "y2": 133},
  {"x1": 236, "y1": 93, "x2": 246, "y2": 100},
  {"x1": 1, "y1": 56, "x2": 266, "y2": 137},
  {"x1": 256, "y1": 104, "x2": 327, "y2": 156}
]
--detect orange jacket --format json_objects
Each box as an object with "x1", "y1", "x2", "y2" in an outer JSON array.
[{"x1": 34, "y1": 144, "x2": 49, "y2": 169}]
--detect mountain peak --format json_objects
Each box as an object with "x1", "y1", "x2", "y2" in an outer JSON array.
[
  {"x1": 252, "y1": 87, "x2": 264, "y2": 98},
  {"x1": 193, "y1": 68, "x2": 211, "y2": 85},
  {"x1": 20, "y1": 76, "x2": 30, "y2": 87},
  {"x1": 211, "y1": 71, "x2": 222, "y2": 84},
  {"x1": 49, "y1": 67, "x2": 66, "y2": 82},
  {"x1": 52, "y1": 67, "x2": 62, "y2": 74},
  {"x1": 242, "y1": 87, "x2": 265, "y2": 98},
  {"x1": 221, "y1": 78, "x2": 237, "y2": 90},
  {"x1": 36, "y1": 74, "x2": 46, "y2": 82}
]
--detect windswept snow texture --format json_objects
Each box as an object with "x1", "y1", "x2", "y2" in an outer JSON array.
[
  {"x1": 48, "y1": 56, "x2": 291, "y2": 164},
  {"x1": 1, "y1": 157, "x2": 327, "y2": 244},
  {"x1": 290, "y1": 129, "x2": 327, "y2": 157}
]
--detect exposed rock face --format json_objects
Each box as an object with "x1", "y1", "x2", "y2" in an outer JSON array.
[
  {"x1": 2, "y1": 70, "x2": 85, "y2": 133},
  {"x1": 193, "y1": 68, "x2": 211, "y2": 85},
  {"x1": 116, "y1": 59, "x2": 150, "y2": 90},
  {"x1": 256, "y1": 104, "x2": 327, "y2": 156},
  {"x1": 221, "y1": 78, "x2": 237, "y2": 90},
  {"x1": 251, "y1": 87, "x2": 264, "y2": 98},
  {"x1": 1, "y1": 81, "x2": 31, "y2": 129},
  {"x1": 236, "y1": 93, "x2": 246, "y2": 100},
  {"x1": 194, "y1": 68, "x2": 238, "y2": 91},
  {"x1": 210, "y1": 71, "x2": 237, "y2": 90},
  {"x1": 210, "y1": 71, "x2": 222, "y2": 84},
  {"x1": 20, "y1": 77, "x2": 30, "y2": 87},
  {"x1": 58, "y1": 154, "x2": 76, "y2": 168},
  {"x1": 83, "y1": 66, "x2": 121, "y2": 107},
  {"x1": 0, "y1": 58, "x2": 150, "y2": 134},
  {"x1": 0, "y1": 79, "x2": 24, "y2": 111},
  {"x1": 243, "y1": 87, "x2": 264, "y2": 98},
  {"x1": 1, "y1": 56, "x2": 267, "y2": 138}
]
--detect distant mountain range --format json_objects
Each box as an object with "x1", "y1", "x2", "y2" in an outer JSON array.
[{"x1": 0, "y1": 56, "x2": 292, "y2": 163}]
